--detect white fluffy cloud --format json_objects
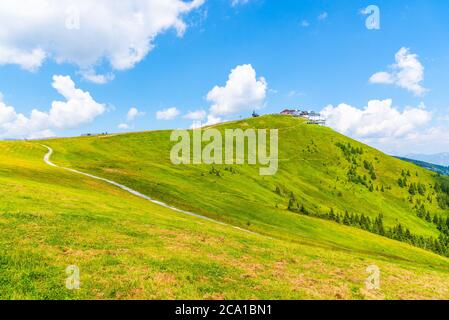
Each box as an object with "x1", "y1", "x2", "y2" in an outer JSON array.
[
  {"x1": 184, "y1": 109, "x2": 206, "y2": 121},
  {"x1": 189, "y1": 64, "x2": 267, "y2": 129},
  {"x1": 0, "y1": 75, "x2": 105, "y2": 139},
  {"x1": 117, "y1": 107, "x2": 145, "y2": 129},
  {"x1": 190, "y1": 114, "x2": 222, "y2": 129},
  {"x1": 319, "y1": 99, "x2": 449, "y2": 155},
  {"x1": 0, "y1": 0, "x2": 204, "y2": 82},
  {"x1": 322, "y1": 99, "x2": 431, "y2": 139},
  {"x1": 81, "y1": 70, "x2": 115, "y2": 85},
  {"x1": 49, "y1": 75, "x2": 106, "y2": 129},
  {"x1": 156, "y1": 107, "x2": 180, "y2": 120},
  {"x1": 369, "y1": 47, "x2": 427, "y2": 96},
  {"x1": 203, "y1": 114, "x2": 222, "y2": 126},
  {"x1": 207, "y1": 64, "x2": 267, "y2": 116},
  {"x1": 127, "y1": 107, "x2": 146, "y2": 122},
  {"x1": 0, "y1": 47, "x2": 46, "y2": 72},
  {"x1": 398, "y1": 126, "x2": 449, "y2": 155}
]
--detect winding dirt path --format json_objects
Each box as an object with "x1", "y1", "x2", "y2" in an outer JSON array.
[{"x1": 42, "y1": 145, "x2": 262, "y2": 237}]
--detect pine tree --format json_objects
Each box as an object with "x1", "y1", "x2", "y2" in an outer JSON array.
[
  {"x1": 335, "y1": 213, "x2": 341, "y2": 223},
  {"x1": 433, "y1": 214, "x2": 439, "y2": 225},
  {"x1": 409, "y1": 183, "x2": 417, "y2": 195},
  {"x1": 329, "y1": 208, "x2": 335, "y2": 221},
  {"x1": 288, "y1": 198, "x2": 295, "y2": 211},
  {"x1": 275, "y1": 186, "x2": 281, "y2": 195},
  {"x1": 374, "y1": 214, "x2": 385, "y2": 236},
  {"x1": 343, "y1": 211, "x2": 350, "y2": 225},
  {"x1": 418, "y1": 183, "x2": 426, "y2": 196}
]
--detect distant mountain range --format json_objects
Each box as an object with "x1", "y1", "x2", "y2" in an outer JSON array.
[
  {"x1": 396, "y1": 156, "x2": 449, "y2": 176},
  {"x1": 405, "y1": 153, "x2": 449, "y2": 167}
]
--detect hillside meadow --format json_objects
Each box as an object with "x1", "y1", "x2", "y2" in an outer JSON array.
[{"x1": 0, "y1": 116, "x2": 448, "y2": 299}]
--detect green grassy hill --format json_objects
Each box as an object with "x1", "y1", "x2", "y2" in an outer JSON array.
[
  {"x1": 1, "y1": 115, "x2": 449, "y2": 299},
  {"x1": 46, "y1": 116, "x2": 449, "y2": 244}
]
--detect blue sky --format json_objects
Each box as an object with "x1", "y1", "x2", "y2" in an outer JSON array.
[{"x1": 0, "y1": 0, "x2": 448, "y2": 155}]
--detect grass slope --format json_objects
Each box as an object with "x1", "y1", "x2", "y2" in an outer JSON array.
[
  {"x1": 1, "y1": 116, "x2": 449, "y2": 299},
  {"x1": 46, "y1": 115, "x2": 448, "y2": 241}
]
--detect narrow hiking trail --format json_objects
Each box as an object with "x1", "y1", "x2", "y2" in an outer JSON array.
[{"x1": 41, "y1": 145, "x2": 263, "y2": 237}]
